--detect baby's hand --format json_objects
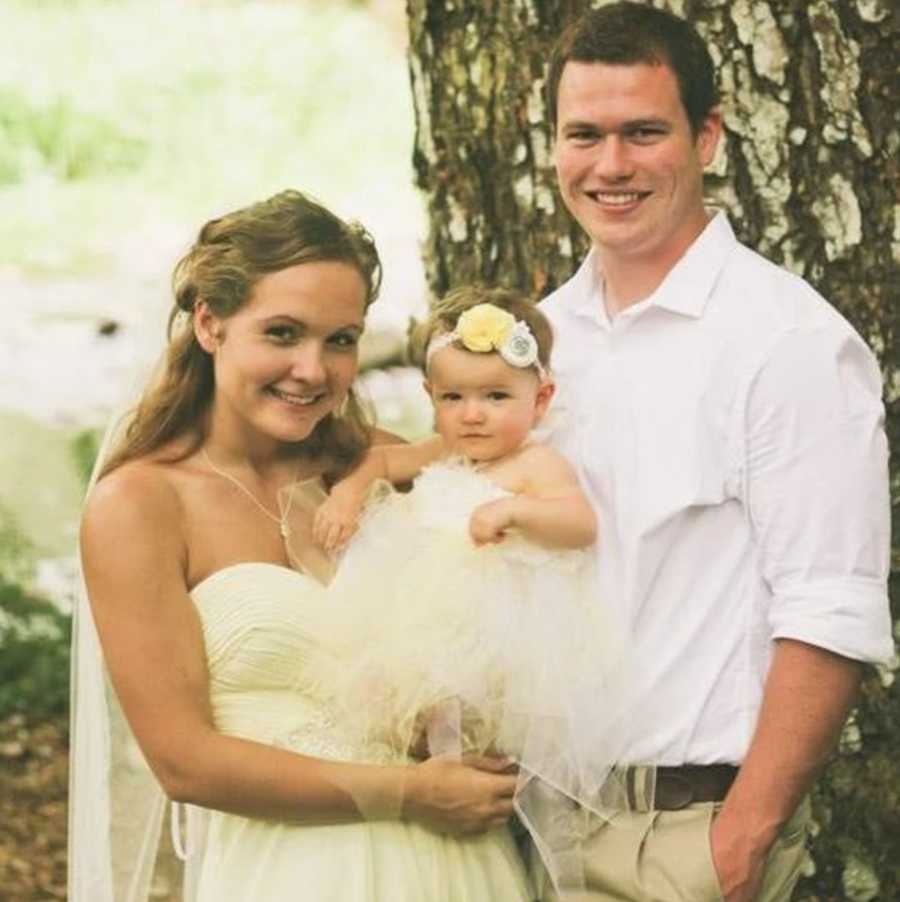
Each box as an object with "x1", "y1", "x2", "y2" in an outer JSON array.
[
  {"x1": 313, "y1": 491, "x2": 364, "y2": 555},
  {"x1": 469, "y1": 498, "x2": 517, "y2": 546}
]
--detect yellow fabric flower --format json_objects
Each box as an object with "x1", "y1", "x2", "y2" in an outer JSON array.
[{"x1": 455, "y1": 304, "x2": 516, "y2": 353}]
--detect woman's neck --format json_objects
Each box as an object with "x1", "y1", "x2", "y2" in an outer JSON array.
[{"x1": 202, "y1": 410, "x2": 302, "y2": 477}]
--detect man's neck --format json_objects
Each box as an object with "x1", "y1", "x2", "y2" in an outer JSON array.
[
  {"x1": 598, "y1": 256, "x2": 670, "y2": 317},
  {"x1": 595, "y1": 211, "x2": 713, "y2": 318}
]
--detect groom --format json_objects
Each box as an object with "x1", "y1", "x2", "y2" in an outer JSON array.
[{"x1": 538, "y1": 4, "x2": 892, "y2": 901}]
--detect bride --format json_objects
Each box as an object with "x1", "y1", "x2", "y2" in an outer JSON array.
[{"x1": 68, "y1": 189, "x2": 533, "y2": 901}]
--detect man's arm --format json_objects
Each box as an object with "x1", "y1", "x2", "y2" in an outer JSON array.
[
  {"x1": 710, "y1": 639, "x2": 862, "y2": 901},
  {"x1": 711, "y1": 325, "x2": 889, "y2": 901}
]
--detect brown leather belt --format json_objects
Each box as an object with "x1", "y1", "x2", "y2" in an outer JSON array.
[{"x1": 626, "y1": 764, "x2": 738, "y2": 811}]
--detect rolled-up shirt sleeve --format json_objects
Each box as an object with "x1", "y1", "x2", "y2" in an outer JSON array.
[{"x1": 743, "y1": 324, "x2": 893, "y2": 664}]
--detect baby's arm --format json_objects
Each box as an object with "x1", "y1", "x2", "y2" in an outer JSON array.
[
  {"x1": 314, "y1": 436, "x2": 444, "y2": 553},
  {"x1": 469, "y1": 445, "x2": 596, "y2": 549}
]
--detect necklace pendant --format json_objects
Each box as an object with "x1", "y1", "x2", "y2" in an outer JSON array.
[{"x1": 279, "y1": 521, "x2": 290, "y2": 540}]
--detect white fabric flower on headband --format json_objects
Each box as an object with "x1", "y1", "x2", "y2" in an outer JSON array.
[
  {"x1": 426, "y1": 303, "x2": 545, "y2": 376},
  {"x1": 499, "y1": 320, "x2": 540, "y2": 369}
]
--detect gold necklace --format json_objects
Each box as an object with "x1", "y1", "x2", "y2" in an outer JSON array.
[{"x1": 202, "y1": 448, "x2": 300, "y2": 540}]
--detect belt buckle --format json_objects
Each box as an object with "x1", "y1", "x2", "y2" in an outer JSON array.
[{"x1": 659, "y1": 771, "x2": 694, "y2": 810}]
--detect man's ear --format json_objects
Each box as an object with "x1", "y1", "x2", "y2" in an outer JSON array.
[
  {"x1": 194, "y1": 301, "x2": 223, "y2": 353},
  {"x1": 697, "y1": 106, "x2": 723, "y2": 169},
  {"x1": 533, "y1": 379, "x2": 556, "y2": 422}
]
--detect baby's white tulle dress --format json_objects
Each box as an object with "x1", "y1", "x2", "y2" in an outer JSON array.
[{"x1": 305, "y1": 459, "x2": 630, "y2": 891}]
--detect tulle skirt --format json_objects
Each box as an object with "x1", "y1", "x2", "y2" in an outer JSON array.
[{"x1": 304, "y1": 463, "x2": 631, "y2": 825}]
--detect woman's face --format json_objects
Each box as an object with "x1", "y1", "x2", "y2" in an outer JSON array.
[{"x1": 196, "y1": 260, "x2": 367, "y2": 449}]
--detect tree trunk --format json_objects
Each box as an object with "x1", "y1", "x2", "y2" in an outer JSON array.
[{"x1": 406, "y1": 1, "x2": 898, "y2": 898}]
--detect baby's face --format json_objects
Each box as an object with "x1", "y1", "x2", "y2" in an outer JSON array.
[{"x1": 425, "y1": 345, "x2": 551, "y2": 463}]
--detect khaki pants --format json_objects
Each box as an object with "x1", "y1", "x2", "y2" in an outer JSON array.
[{"x1": 537, "y1": 798, "x2": 811, "y2": 902}]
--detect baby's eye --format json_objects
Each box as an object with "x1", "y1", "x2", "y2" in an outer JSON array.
[
  {"x1": 440, "y1": 392, "x2": 461, "y2": 402},
  {"x1": 487, "y1": 391, "x2": 510, "y2": 401},
  {"x1": 329, "y1": 332, "x2": 359, "y2": 349}
]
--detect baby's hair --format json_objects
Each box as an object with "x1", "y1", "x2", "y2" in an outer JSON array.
[{"x1": 410, "y1": 285, "x2": 553, "y2": 372}]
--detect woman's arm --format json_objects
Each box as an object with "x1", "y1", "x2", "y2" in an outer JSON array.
[
  {"x1": 81, "y1": 467, "x2": 515, "y2": 832},
  {"x1": 469, "y1": 445, "x2": 597, "y2": 548},
  {"x1": 313, "y1": 435, "x2": 444, "y2": 553}
]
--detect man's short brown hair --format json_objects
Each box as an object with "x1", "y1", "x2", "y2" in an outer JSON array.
[{"x1": 547, "y1": 2, "x2": 719, "y2": 136}]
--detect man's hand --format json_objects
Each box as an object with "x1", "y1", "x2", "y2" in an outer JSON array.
[
  {"x1": 709, "y1": 805, "x2": 773, "y2": 901},
  {"x1": 312, "y1": 491, "x2": 364, "y2": 554},
  {"x1": 402, "y1": 755, "x2": 517, "y2": 835},
  {"x1": 706, "y1": 641, "x2": 862, "y2": 900},
  {"x1": 469, "y1": 498, "x2": 518, "y2": 545}
]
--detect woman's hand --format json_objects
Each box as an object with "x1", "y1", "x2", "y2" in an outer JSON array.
[{"x1": 403, "y1": 755, "x2": 517, "y2": 835}]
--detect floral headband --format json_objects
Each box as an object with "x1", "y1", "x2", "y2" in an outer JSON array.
[{"x1": 425, "y1": 303, "x2": 547, "y2": 378}]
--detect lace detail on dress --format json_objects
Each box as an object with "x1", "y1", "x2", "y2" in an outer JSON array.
[{"x1": 271, "y1": 706, "x2": 404, "y2": 765}]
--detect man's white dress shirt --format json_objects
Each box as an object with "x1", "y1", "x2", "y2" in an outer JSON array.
[{"x1": 541, "y1": 212, "x2": 893, "y2": 766}]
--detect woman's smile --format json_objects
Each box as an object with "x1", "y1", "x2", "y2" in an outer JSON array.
[{"x1": 267, "y1": 386, "x2": 328, "y2": 408}]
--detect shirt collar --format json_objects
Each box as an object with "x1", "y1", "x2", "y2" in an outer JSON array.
[
  {"x1": 557, "y1": 249, "x2": 606, "y2": 324},
  {"x1": 646, "y1": 210, "x2": 736, "y2": 318},
  {"x1": 558, "y1": 210, "x2": 737, "y2": 323}
]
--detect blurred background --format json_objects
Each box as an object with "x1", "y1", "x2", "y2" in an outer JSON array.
[{"x1": 0, "y1": 1, "x2": 430, "y2": 896}]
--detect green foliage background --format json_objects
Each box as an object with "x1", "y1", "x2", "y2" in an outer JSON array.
[
  {"x1": 0, "y1": 0, "x2": 414, "y2": 275},
  {"x1": 0, "y1": 509, "x2": 70, "y2": 721}
]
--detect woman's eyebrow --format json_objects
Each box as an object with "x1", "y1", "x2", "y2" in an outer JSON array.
[{"x1": 257, "y1": 315, "x2": 364, "y2": 333}]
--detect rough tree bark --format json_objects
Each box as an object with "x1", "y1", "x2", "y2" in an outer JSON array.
[{"x1": 406, "y1": 1, "x2": 898, "y2": 899}]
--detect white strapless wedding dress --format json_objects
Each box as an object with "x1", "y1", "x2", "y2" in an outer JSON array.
[{"x1": 189, "y1": 562, "x2": 533, "y2": 902}]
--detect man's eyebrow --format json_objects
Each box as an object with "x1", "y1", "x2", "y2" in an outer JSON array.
[
  {"x1": 560, "y1": 119, "x2": 601, "y2": 131},
  {"x1": 621, "y1": 118, "x2": 670, "y2": 129},
  {"x1": 560, "y1": 117, "x2": 671, "y2": 132}
]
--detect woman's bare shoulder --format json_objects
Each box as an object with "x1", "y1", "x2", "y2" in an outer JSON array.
[{"x1": 82, "y1": 457, "x2": 186, "y2": 550}]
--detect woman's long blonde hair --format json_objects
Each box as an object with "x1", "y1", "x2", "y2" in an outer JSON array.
[{"x1": 100, "y1": 189, "x2": 382, "y2": 480}]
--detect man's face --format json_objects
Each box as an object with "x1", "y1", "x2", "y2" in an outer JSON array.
[{"x1": 554, "y1": 61, "x2": 720, "y2": 268}]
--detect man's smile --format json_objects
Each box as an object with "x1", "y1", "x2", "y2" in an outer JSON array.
[{"x1": 585, "y1": 190, "x2": 651, "y2": 210}]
